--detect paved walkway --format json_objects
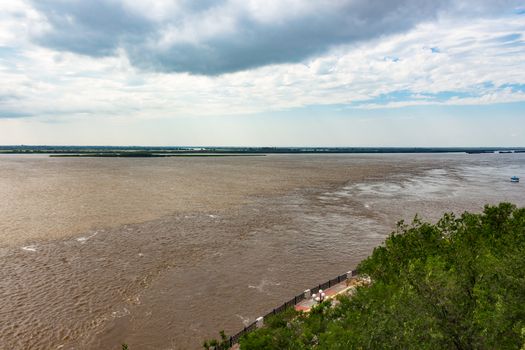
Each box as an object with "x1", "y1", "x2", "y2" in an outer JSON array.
[
  {"x1": 294, "y1": 277, "x2": 364, "y2": 312},
  {"x1": 228, "y1": 276, "x2": 370, "y2": 349}
]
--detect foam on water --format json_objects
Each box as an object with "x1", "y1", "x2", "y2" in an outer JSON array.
[
  {"x1": 236, "y1": 314, "x2": 251, "y2": 326},
  {"x1": 338, "y1": 168, "x2": 459, "y2": 200},
  {"x1": 75, "y1": 231, "x2": 98, "y2": 244},
  {"x1": 248, "y1": 279, "x2": 281, "y2": 293},
  {"x1": 111, "y1": 307, "x2": 130, "y2": 319},
  {"x1": 21, "y1": 245, "x2": 37, "y2": 252}
]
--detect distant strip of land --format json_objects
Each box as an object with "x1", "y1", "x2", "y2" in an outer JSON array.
[
  {"x1": 0, "y1": 146, "x2": 524, "y2": 156},
  {"x1": 48, "y1": 153, "x2": 265, "y2": 158}
]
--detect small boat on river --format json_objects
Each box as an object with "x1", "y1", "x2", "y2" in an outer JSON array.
[{"x1": 511, "y1": 176, "x2": 520, "y2": 183}]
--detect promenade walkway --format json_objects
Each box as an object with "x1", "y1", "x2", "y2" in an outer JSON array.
[
  {"x1": 225, "y1": 274, "x2": 370, "y2": 349},
  {"x1": 294, "y1": 276, "x2": 364, "y2": 312},
  {"x1": 231, "y1": 276, "x2": 370, "y2": 350}
]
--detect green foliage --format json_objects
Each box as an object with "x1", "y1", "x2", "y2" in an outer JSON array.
[
  {"x1": 203, "y1": 330, "x2": 230, "y2": 349},
  {"x1": 239, "y1": 203, "x2": 525, "y2": 349}
]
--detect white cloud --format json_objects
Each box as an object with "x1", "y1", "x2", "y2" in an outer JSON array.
[{"x1": 0, "y1": 0, "x2": 524, "y2": 128}]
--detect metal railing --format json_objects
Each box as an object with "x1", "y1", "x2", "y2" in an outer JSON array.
[{"x1": 217, "y1": 270, "x2": 357, "y2": 349}]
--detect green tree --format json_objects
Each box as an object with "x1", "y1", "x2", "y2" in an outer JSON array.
[{"x1": 238, "y1": 203, "x2": 525, "y2": 350}]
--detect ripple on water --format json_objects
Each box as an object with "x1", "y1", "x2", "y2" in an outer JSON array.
[{"x1": 1, "y1": 154, "x2": 525, "y2": 349}]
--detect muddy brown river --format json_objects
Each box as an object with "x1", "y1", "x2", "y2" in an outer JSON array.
[{"x1": 1, "y1": 153, "x2": 524, "y2": 349}]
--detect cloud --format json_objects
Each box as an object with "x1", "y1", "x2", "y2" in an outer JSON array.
[
  {"x1": 26, "y1": 0, "x2": 521, "y2": 75},
  {"x1": 0, "y1": 94, "x2": 29, "y2": 118},
  {"x1": 30, "y1": 0, "x2": 153, "y2": 57},
  {"x1": 0, "y1": 0, "x2": 524, "y2": 125}
]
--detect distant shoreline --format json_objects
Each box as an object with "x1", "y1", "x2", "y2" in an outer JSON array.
[
  {"x1": 1, "y1": 146, "x2": 525, "y2": 155},
  {"x1": 48, "y1": 153, "x2": 266, "y2": 158}
]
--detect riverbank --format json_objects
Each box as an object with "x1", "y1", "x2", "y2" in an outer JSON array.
[
  {"x1": 232, "y1": 203, "x2": 525, "y2": 349},
  {"x1": 50, "y1": 153, "x2": 264, "y2": 158},
  {"x1": 223, "y1": 273, "x2": 371, "y2": 350}
]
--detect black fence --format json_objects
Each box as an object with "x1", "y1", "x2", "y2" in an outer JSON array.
[{"x1": 218, "y1": 270, "x2": 357, "y2": 349}]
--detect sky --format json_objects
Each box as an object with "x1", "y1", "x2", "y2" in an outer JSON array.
[{"x1": 0, "y1": 0, "x2": 524, "y2": 146}]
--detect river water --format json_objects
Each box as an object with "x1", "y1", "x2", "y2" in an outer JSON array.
[{"x1": 0, "y1": 153, "x2": 523, "y2": 349}]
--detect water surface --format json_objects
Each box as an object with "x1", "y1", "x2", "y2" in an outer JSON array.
[{"x1": 0, "y1": 153, "x2": 523, "y2": 349}]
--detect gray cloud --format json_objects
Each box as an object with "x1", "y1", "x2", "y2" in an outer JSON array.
[
  {"x1": 31, "y1": 0, "x2": 153, "y2": 56},
  {"x1": 28, "y1": 0, "x2": 523, "y2": 75},
  {"x1": 129, "y1": 0, "x2": 442, "y2": 74}
]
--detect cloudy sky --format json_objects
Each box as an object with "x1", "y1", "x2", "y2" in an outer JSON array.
[{"x1": 0, "y1": 0, "x2": 524, "y2": 146}]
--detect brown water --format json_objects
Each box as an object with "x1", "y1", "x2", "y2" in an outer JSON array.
[{"x1": 0, "y1": 153, "x2": 524, "y2": 349}]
